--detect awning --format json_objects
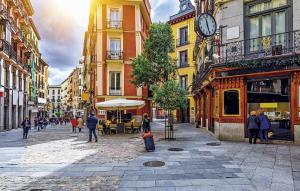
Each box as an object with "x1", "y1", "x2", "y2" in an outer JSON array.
[{"x1": 96, "y1": 99, "x2": 145, "y2": 110}]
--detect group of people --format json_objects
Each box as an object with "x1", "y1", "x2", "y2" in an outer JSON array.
[
  {"x1": 247, "y1": 111, "x2": 271, "y2": 144},
  {"x1": 70, "y1": 116, "x2": 84, "y2": 133}
]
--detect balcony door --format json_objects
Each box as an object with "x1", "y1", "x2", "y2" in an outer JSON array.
[
  {"x1": 246, "y1": 0, "x2": 291, "y2": 55},
  {"x1": 110, "y1": 9, "x2": 120, "y2": 28},
  {"x1": 110, "y1": 39, "x2": 121, "y2": 59},
  {"x1": 109, "y1": 72, "x2": 121, "y2": 96},
  {"x1": 179, "y1": 26, "x2": 188, "y2": 45}
]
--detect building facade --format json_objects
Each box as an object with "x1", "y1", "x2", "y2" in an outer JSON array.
[
  {"x1": 0, "y1": 0, "x2": 48, "y2": 130},
  {"x1": 60, "y1": 77, "x2": 69, "y2": 112},
  {"x1": 169, "y1": 0, "x2": 196, "y2": 123},
  {"x1": 82, "y1": 0, "x2": 152, "y2": 119},
  {"x1": 48, "y1": 85, "x2": 61, "y2": 117},
  {"x1": 193, "y1": 0, "x2": 300, "y2": 144}
]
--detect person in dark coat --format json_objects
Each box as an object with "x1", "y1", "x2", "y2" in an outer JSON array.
[
  {"x1": 86, "y1": 112, "x2": 98, "y2": 142},
  {"x1": 142, "y1": 113, "x2": 151, "y2": 133},
  {"x1": 258, "y1": 111, "x2": 271, "y2": 144},
  {"x1": 22, "y1": 118, "x2": 31, "y2": 139},
  {"x1": 247, "y1": 111, "x2": 259, "y2": 144}
]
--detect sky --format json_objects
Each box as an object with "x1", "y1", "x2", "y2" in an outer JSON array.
[{"x1": 31, "y1": 0, "x2": 181, "y2": 85}]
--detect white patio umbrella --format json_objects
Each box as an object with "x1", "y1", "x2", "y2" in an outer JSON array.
[{"x1": 96, "y1": 99, "x2": 145, "y2": 122}]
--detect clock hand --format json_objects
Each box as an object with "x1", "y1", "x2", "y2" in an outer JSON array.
[{"x1": 205, "y1": 20, "x2": 210, "y2": 34}]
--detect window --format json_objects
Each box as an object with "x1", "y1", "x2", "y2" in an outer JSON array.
[
  {"x1": 109, "y1": 9, "x2": 121, "y2": 28},
  {"x1": 179, "y1": 75, "x2": 188, "y2": 91},
  {"x1": 109, "y1": 39, "x2": 122, "y2": 59},
  {"x1": 179, "y1": 50, "x2": 188, "y2": 67},
  {"x1": 223, "y1": 90, "x2": 240, "y2": 115},
  {"x1": 110, "y1": 39, "x2": 121, "y2": 52},
  {"x1": 52, "y1": 90, "x2": 55, "y2": 94},
  {"x1": 109, "y1": 72, "x2": 121, "y2": 95},
  {"x1": 179, "y1": 26, "x2": 188, "y2": 45},
  {"x1": 58, "y1": 90, "x2": 60, "y2": 94},
  {"x1": 246, "y1": 0, "x2": 290, "y2": 53}
]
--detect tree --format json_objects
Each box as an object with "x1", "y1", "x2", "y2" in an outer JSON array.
[
  {"x1": 131, "y1": 23, "x2": 188, "y2": 139},
  {"x1": 131, "y1": 23, "x2": 177, "y2": 86}
]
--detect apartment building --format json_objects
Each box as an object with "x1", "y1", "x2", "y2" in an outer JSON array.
[
  {"x1": 48, "y1": 85, "x2": 61, "y2": 117},
  {"x1": 169, "y1": 0, "x2": 197, "y2": 123},
  {"x1": 82, "y1": 0, "x2": 152, "y2": 119}
]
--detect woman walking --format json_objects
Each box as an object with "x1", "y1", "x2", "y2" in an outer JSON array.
[
  {"x1": 71, "y1": 117, "x2": 78, "y2": 133},
  {"x1": 77, "y1": 116, "x2": 84, "y2": 133},
  {"x1": 258, "y1": 111, "x2": 271, "y2": 144},
  {"x1": 21, "y1": 117, "x2": 31, "y2": 139},
  {"x1": 247, "y1": 111, "x2": 259, "y2": 144}
]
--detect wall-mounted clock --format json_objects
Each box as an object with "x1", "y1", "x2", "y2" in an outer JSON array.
[{"x1": 196, "y1": 13, "x2": 217, "y2": 37}]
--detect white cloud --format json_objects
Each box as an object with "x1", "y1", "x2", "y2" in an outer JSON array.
[{"x1": 48, "y1": 67, "x2": 72, "y2": 85}]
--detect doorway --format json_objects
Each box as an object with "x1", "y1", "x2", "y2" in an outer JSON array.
[{"x1": 247, "y1": 77, "x2": 292, "y2": 141}]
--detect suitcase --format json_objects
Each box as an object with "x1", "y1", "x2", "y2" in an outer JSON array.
[{"x1": 144, "y1": 137, "x2": 155, "y2": 152}]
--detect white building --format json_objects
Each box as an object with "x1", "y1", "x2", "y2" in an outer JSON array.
[{"x1": 48, "y1": 85, "x2": 61, "y2": 117}]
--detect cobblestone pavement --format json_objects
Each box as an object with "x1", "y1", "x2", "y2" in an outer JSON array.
[{"x1": 0, "y1": 123, "x2": 300, "y2": 191}]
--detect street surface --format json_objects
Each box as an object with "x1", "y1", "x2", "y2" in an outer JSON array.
[{"x1": 0, "y1": 122, "x2": 300, "y2": 191}]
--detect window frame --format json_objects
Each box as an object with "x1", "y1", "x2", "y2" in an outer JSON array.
[
  {"x1": 222, "y1": 89, "x2": 241, "y2": 117},
  {"x1": 244, "y1": 0, "x2": 292, "y2": 42}
]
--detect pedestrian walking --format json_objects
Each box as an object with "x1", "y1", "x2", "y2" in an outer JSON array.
[
  {"x1": 71, "y1": 117, "x2": 78, "y2": 133},
  {"x1": 247, "y1": 111, "x2": 259, "y2": 144},
  {"x1": 258, "y1": 111, "x2": 271, "y2": 144},
  {"x1": 77, "y1": 116, "x2": 84, "y2": 133},
  {"x1": 38, "y1": 118, "x2": 44, "y2": 131},
  {"x1": 86, "y1": 112, "x2": 98, "y2": 142},
  {"x1": 21, "y1": 117, "x2": 31, "y2": 139},
  {"x1": 142, "y1": 113, "x2": 151, "y2": 133}
]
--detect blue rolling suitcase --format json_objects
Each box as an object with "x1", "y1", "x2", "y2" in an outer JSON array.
[{"x1": 145, "y1": 137, "x2": 155, "y2": 152}]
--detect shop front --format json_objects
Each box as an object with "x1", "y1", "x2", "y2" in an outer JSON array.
[
  {"x1": 247, "y1": 76, "x2": 292, "y2": 141},
  {"x1": 194, "y1": 70, "x2": 300, "y2": 144}
]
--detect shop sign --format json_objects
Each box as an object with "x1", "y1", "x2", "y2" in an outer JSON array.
[
  {"x1": 19, "y1": 92, "x2": 24, "y2": 106},
  {"x1": 0, "y1": 91, "x2": 3, "y2": 97},
  {"x1": 38, "y1": 98, "x2": 46, "y2": 104},
  {"x1": 12, "y1": 90, "x2": 18, "y2": 106},
  {"x1": 260, "y1": 103, "x2": 278, "y2": 109},
  {"x1": 98, "y1": 110, "x2": 106, "y2": 115},
  {"x1": 82, "y1": 92, "x2": 89, "y2": 101}
]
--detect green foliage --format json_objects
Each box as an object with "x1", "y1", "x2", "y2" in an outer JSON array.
[
  {"x1": 152, "y1": 80, "x2": 188, "y2": 111},
  {"x1": 131, "y1": 23, "x2": 177, "y2": 86}
]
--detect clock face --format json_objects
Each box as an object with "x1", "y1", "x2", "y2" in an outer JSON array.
[
  {"x1": 198, "y1": 13, "x2": 217, "y2": 37},
  {"x1": 182, "y1": 5, "x2": 187, "y2": 10}
]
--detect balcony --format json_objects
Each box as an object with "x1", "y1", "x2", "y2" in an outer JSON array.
[
  {"x1": 192, "y1": 30, "x2": 300, "y2": 92},
  {"x1": 0, "y1": 39, "x2": 10, "y2": 56},
  {"x1": 107, "y1": 51, "x2": 123, "y2": 60},
  {"x1": 0, "y1": 5, "x2": 8, "y2": 19},
  {"x1": 109, "y1": 88, "x2": 122, "y2": 96},
  {"x1": 176, "y1": 37, "x2": 190, "y2": 47},
  {"x1": 107, "y1": 20, "x2": 122, "y2": 29},
  {"x1": 178, "y1": 62, "x2": 189, "y2": 68},
  {"x1": 10, "y1": 49, "x2": 17, "y2": 63},
  {"x1": 9, "y1": 17, "x2": 18, "y2": 34}
]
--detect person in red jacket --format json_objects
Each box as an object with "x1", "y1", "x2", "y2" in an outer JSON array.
[{"x1": 71, "y1": 117, "x2": 78, "y2": 133}]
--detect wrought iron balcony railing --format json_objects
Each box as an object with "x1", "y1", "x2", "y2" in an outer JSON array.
[
  {"x1": 109, "y1": 88, "x2": 122, "y2": 96},
  {"x1": 192, "y1": 30, "x2": 300, "y2": 92},
  {"x1": 176, "y1": 37, "x2": 190, "y2": 47},
  {"x1": 107, "y1": 20, "x2": 122, "y2": 29},
  {"x1": 107, "y1": 51, "x2": 123, "y2": 60},
  {"x1": 219, "y1": 30, "x2": 300, "y2": 64},
  {"x1": 10, "y1": 49, "x2": 17, "y2": 63},
  {"x1": 0, "y1": 39, "x2": 10, "y2": 55},
  {"x1": 178, "y1": 62, "x2": 189, "y2": 68}
]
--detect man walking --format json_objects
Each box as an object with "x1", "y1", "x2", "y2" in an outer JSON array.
[
  {"x1": 22, "y1": 117, "x2": 31, "y2": 139},
  {"x1": 86, "y1": 112, "x2": 98, "y2": 142}
]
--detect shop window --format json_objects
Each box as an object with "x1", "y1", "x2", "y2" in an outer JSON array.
[{"x1": 223, "y1": 90, "x2": 240, "y2": 116}]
